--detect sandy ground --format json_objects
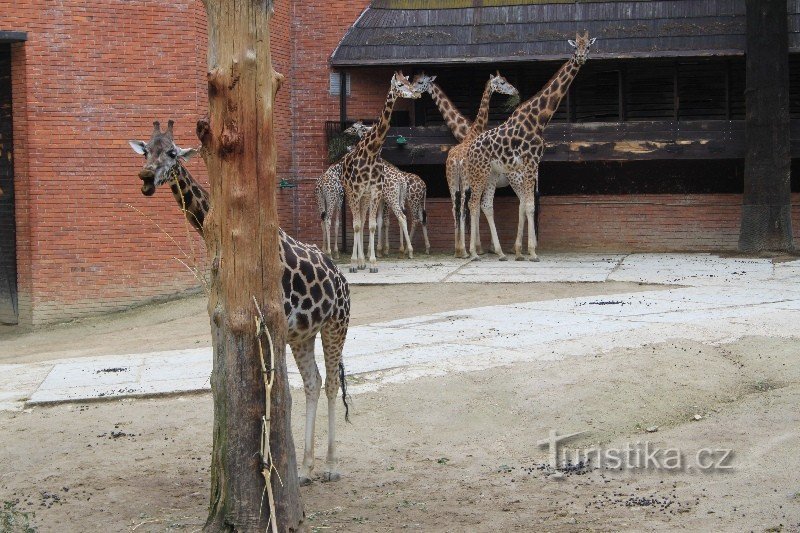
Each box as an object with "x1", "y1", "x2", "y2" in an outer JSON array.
[{"x1": 1, "y1": 282, "x2": 799, "y2": 532}]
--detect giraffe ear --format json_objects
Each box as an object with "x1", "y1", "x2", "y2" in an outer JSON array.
[
  {"x1": 568, "y1": 40, "x2": 577, "y2": 48},
  {"x1": 177, "y1": 146, "x2": 198, "y2": 160},
  {"x1": 129, "y1": 140, "x2": 147, "y2": 155}
]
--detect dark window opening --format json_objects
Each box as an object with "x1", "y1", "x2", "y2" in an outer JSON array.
[{"x1": 408, "y1": 56, "x2": 798, "y2": 127}]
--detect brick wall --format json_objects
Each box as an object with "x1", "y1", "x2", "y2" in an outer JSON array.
[
  {"x1": 3, "y1": 1, "x2": 797, "y2": 324},
  {"x1": 367, "y1": 193, "x2": 800, "y2": 255}
]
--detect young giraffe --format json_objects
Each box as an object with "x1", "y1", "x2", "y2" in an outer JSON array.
[
  {"x1": 129, "y1": 120, "x2": 350, "y2": 486},
  {"x1": 315, "y1": 122, "x2": 371, "y2": 258},
  {"x1": 377, "y1": 163, "x2": 430, "y2": 256},
  {"x1": 464, "y1": 32, "x2": 596, "y2": 261},
  {"x1": 447, "y1": 72, "x2": 518, "y2": 258},
  {"x1": 340, "y1": 72, "x2": 421, "y2": 273}
]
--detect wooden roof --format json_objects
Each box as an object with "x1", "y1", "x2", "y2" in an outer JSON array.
[{"x1": 330, "y1": 0, "x2": 800, "y2": 67}]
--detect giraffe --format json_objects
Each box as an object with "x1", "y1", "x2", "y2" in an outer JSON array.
[
  {"x1": 316, "y1": 122, "x2": 371, "y2": 258},
  {"x1": 129, "y1": 120, "x2": 350, "y2": 486},
  {"x1": 340, "y1": 72, "x2": 421, "y2": 273},
  {"x1": 413, "y1": 72, "x2": 516, "y2": 256},
  {"x1": 464, "y1": 32, "x2": 596, "y2": 261},
  {"x1": 376, "y1": 163, "x2": 430, "y2": 256},
  {"x1": 446, "y1": 72, "x2": 518, "y2": 258}
]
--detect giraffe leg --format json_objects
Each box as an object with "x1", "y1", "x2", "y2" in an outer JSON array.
[
  {"x1": 467, "y1": 188, "x2": 482, "y2": 261},
  {"x1": 321, "y1": 321, "x2": 348, "y2": 482},
  {"x1": 421, "y1": 217, "x2": 431, "y2": 255},
  {"x1": 349, "y1": 201, "x2": 361, "y2": 273},
  {"x1": 321, "y1": 217, "x2": 329, "y2": 257},
  {"x1": 368, "y1": 192, "x2": 381, "y2": 272},
  {"x1": 358, "y1": 197, "x2": 369, "y2": 270},
  {"x1": 290, "y1": 339, "x2": 321, "y2": 485},
  {"x1": 514, "y1": 199, "x2": 526, "y2": 261},
  {"x1": 376, "y1": 203, "x2": 384, "y2": 258},
  {"x1": 476, "y1": 211, "x2": 487, "y2": 255},
  {"x1": 332, "y1": 204, "x2": 340, "y2": 259},
  {"x1": 390, "y1": 203, "x2": 413, "y2": 259},
  {"x1": 481, "y1": 184, "x2": 506, "y2": 261},
  {"x1": 526, "y1": 167, "x2": 540, "y2": 261},
  {"x1": 383, "y1": 203, "x2": 391, "y2": 256}
]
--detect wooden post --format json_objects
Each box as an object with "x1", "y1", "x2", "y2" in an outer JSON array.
[
  {"x1": 198, "y1": 1, "x2": 304, "y2": 531},
  {"x1": 739, "y1": 0, "x2": 794, "y2": 252}
]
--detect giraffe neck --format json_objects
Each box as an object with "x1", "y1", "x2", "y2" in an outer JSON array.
[
  {"x1": 464, "y1": 78, "x2": 495, "y2": 141},
  {"x1": 515, "y1": 55, "x2": 581, "y2": 132},
  {"x1": 428, "y1": 83, "x2": 471, "y2": 142},
  {"x1": 166, "y1": 163, "x2": 209, "y2": 235},
  {"x1": 361, "y1": 88, "x2": 398, "y2": 161}
]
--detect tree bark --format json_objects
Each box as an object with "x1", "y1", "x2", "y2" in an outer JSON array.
[
  {"x1": 739, "y1": 0, "x2": 794, "y2": 252},
  {"x1": 198, "y1": 1, "x2": 304, "y2": 531}
]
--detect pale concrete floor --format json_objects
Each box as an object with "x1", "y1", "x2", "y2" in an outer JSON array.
[{"x1": 1, "y1": 253, "x2": 798, "y2": 410}]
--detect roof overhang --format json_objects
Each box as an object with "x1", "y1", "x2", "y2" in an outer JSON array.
[
  {"x1": 331, "y1": 0, "x2": 797, "y2": 68},
  {"x1": 0, "y1": 31, "x2": 27, "y2": 43}
]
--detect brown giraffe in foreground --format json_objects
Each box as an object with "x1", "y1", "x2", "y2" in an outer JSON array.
[
  {"x1": 129, "y1": 120, "x2": 350, "y2": 486},
  {"x1": 446, "y1": 72, "x2": 518, "y2": 258},
  {"x1": 316, "y1": 122, "x2": 371, "y2": 258},
  {"x1": 464, "y1": 32, "x2": 596, "y2": 261},
  {"x1": 341, "y1": 72, "x2": 421, "y2": 273}
]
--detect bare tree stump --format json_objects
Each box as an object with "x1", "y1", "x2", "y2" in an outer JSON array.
[{"x1": 199, "y1": 1, "x2": 304, "y2": 531}]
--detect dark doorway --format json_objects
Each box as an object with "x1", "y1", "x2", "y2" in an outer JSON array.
[{"x1": 0, "y1": 43, "x2": 18, "y2": 324}]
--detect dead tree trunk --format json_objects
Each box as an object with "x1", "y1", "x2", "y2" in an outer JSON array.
[
  {"x1": 198, "y1": 1, "x2": 304, "y2": 531},
  {"x1": 739, "y1": 0, "x2": 794, "y2": 252}
]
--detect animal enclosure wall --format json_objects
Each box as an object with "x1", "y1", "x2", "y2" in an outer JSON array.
[{"x1": 0, "y1": 43, "x2": 17, "y2": 324}]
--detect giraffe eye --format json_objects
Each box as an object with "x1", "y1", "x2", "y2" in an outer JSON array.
[{"x1": 167, "y1": 149, "x2": 177, "y2": 158}]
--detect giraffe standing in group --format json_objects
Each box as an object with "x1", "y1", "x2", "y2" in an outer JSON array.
[
  {"x1": 340, "y1": 72, "x2": 421, "y2": 273},
  {"x1": 377, "y1": 163, "x2": 430, "y2": 257},
  {"x1": 316, "y1": 122, "x2": 371, "y2": 258},
  {"x1": 464, "y1": 32, "x2": 596, "y2": 261},
  {"x1": 446, "y1": 72, "x2": 518, "y2": 258},
  {"x1": 129, "y1": 120, "x2": 350, "y2": 486},
  {"x1": 413, "y1": 73, "x2": 511, "y2": 256}
]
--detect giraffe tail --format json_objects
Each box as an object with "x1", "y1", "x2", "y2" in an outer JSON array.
[
  {"x1": 316, "y1": 183, "x2": 327, "y2": 221},
  {"x1": 339, "y1": 362, "x2": 351, "y2": 423}
]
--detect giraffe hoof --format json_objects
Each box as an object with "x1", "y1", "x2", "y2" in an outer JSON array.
[
  {"x1": 369, "y1": 267, "x2": 379, "y2": 273},
  {"x1": 470, "y1": 255, "x2": 481, "y2": 262},
  {"x1": 322, "y1": 471, "x2": 341, "y2": 483},
  {"x1": 529, "y1": 255, "x2": 540, "y2": 262},
  {"x1": 515, "y1": 255, "x2": 525, "y2": 262},
  {"x1": 349, "y1": 267, "x2": 358, "y2": 273},
  {"x1": 498, "y1": 255, "x2": 508, "y2": 262},
  {"x1": 299, "y1": 475, "x2": 313, "y2": 486},
  {"x1": 358, "y1": 264, "x2": 366, "y2": 271}
]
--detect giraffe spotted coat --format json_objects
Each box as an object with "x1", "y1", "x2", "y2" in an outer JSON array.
[{"x1": 130, "y1": 120, "x2": 349, "y2": 485}]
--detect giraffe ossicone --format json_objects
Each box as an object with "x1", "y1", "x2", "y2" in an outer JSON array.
[{"x1": 129, "y1": 120, "x2": 351, "y2": 486}]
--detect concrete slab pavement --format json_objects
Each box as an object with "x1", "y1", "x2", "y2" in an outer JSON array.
[{"x1": 1, "y1": 253, "x2": 798, "y2": 410}]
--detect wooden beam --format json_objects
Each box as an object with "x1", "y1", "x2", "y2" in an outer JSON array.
[{"x1": 739, "y1": 0, "x2": 794, "y2": 252}]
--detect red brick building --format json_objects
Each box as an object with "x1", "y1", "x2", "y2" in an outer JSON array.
[{"x1": 1, "y1": 0, "x2": 798, "y2": 325}]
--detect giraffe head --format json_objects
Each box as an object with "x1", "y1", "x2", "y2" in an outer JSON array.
[
  {"x1": 489, "y1": 71, "x2": 518, "y2": 96},
  {"x1": 411, "y1": 72, "x2": 437, "y2": 94},
  {"x1": 568, "y1": 31, "x2": 596, "y2": 65},
  {"x1": 343, "y1": 121, "x2": 372, "y2": 138},
  {"x1": 391, "y1": 71, "x2": 422, "y2": 100},
  {"x1": 128, "y1": 120, "x2": 197, "y2": 196}
]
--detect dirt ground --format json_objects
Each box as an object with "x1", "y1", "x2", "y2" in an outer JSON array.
[{"x1": 1, "y1": 282, "x2": 799, "y2": 532}]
